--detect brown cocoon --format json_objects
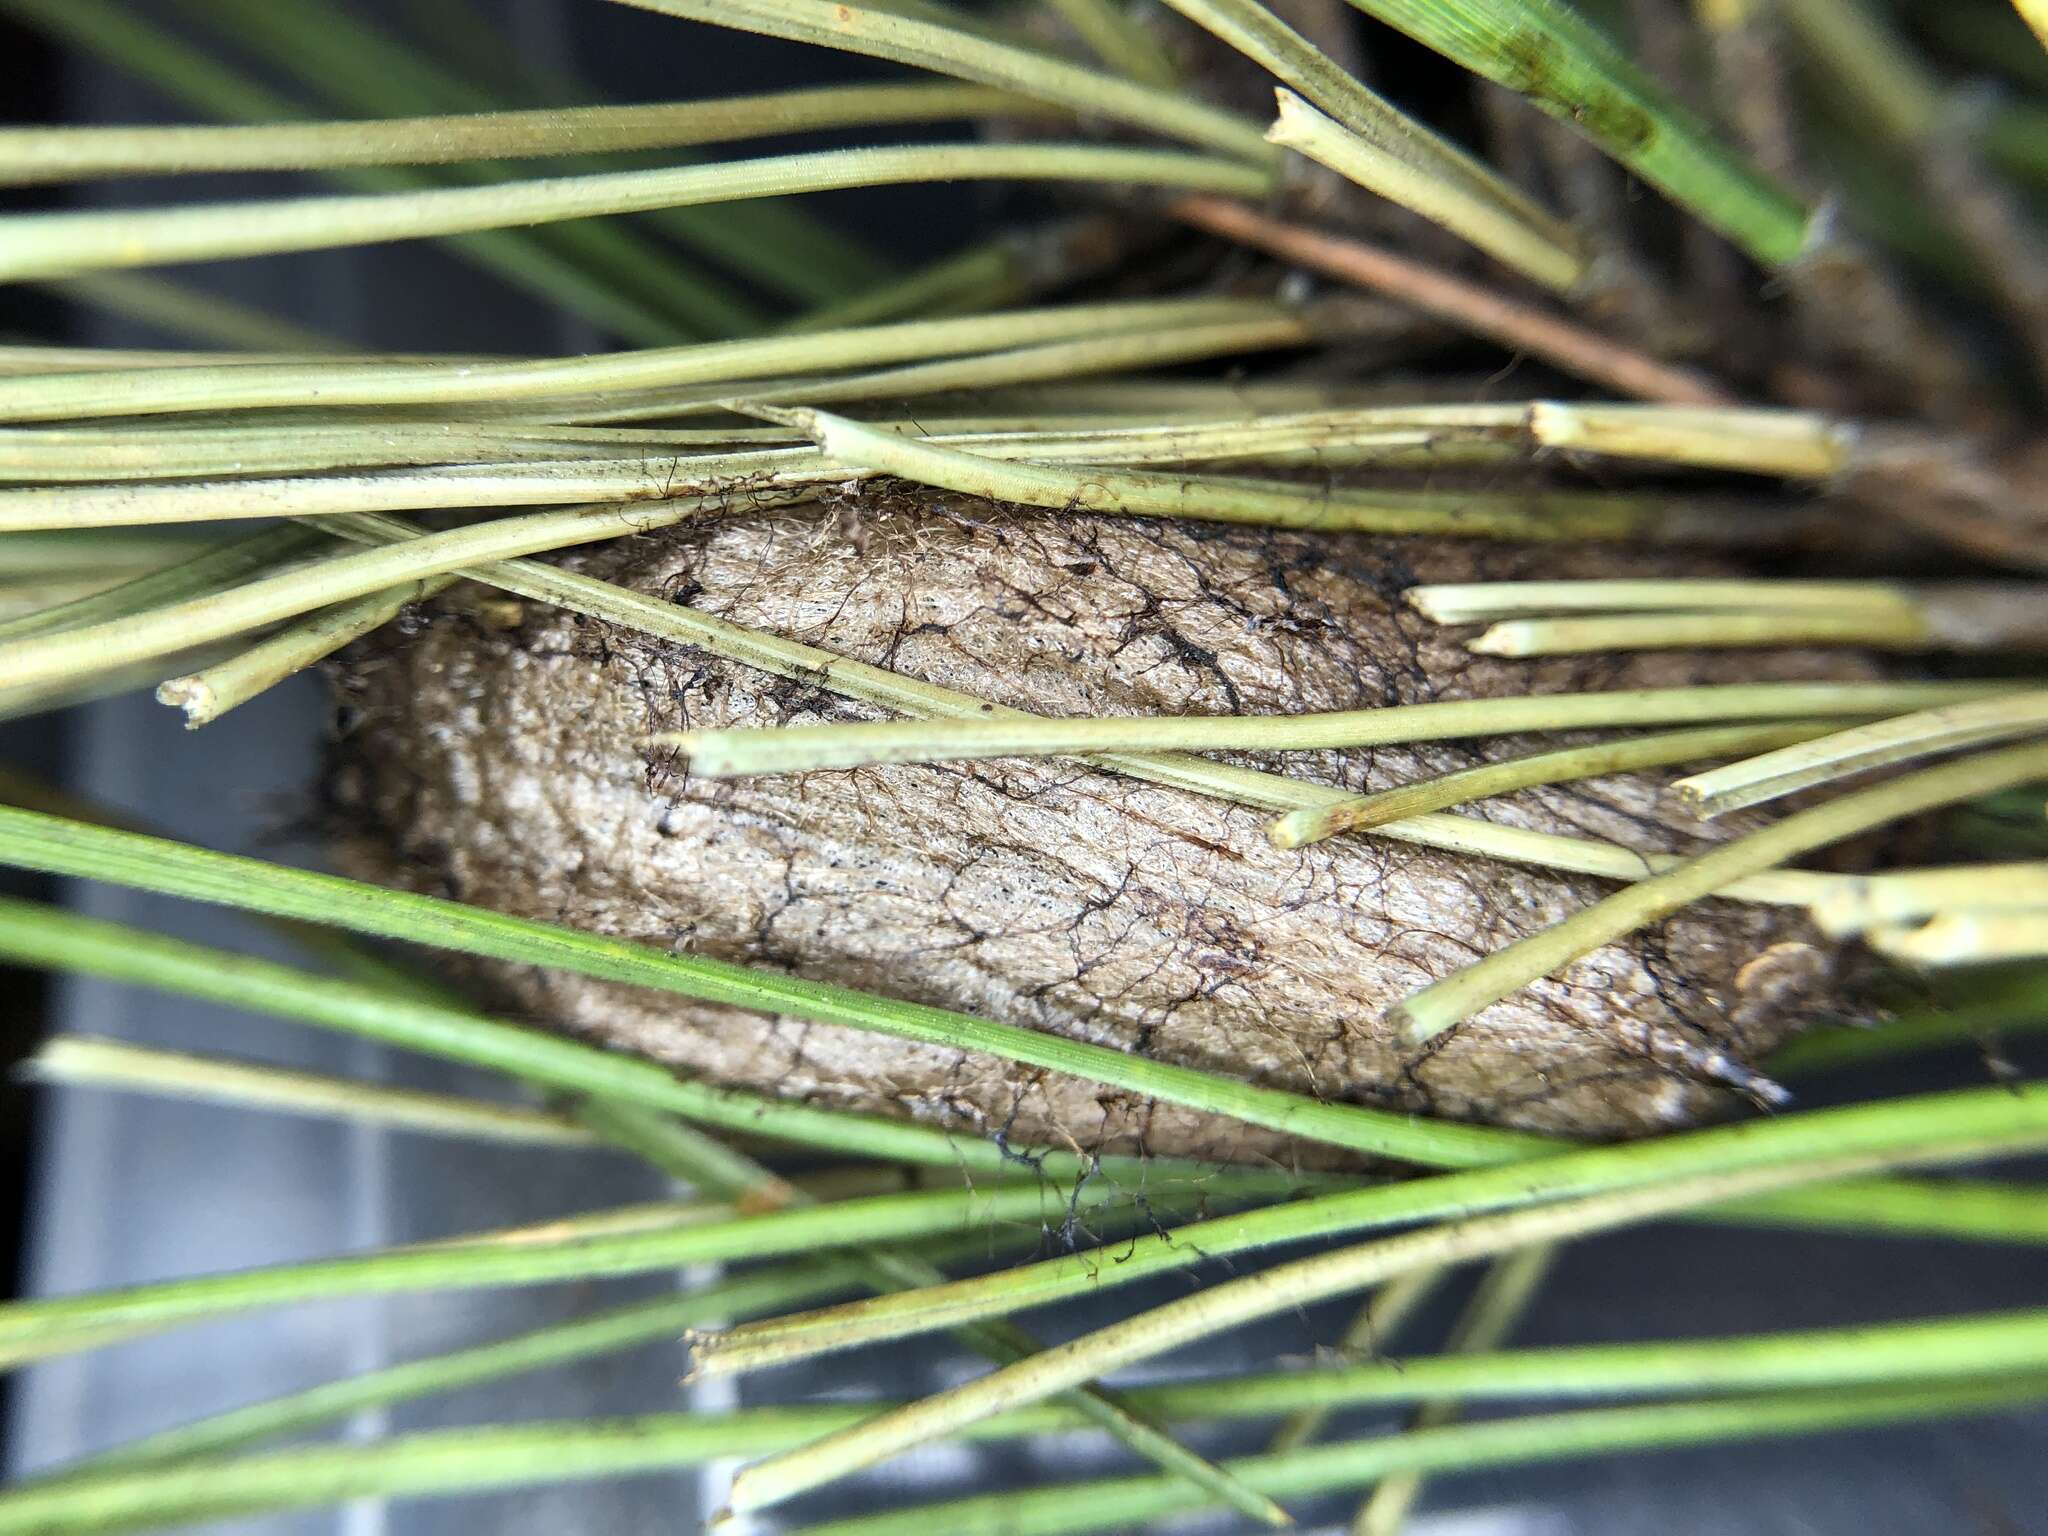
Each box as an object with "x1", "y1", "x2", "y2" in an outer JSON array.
[{"x1": 332, "y1": 491, "x2": 1868, "y2": 1166}]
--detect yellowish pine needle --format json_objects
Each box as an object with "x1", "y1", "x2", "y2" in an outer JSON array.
[
  {"x1": 1405, "y1": 578, "x2": 1925, "y2": 624},
  {"x1": 1352, "y1": 1245, "x2": 1556, "y2": 1536},
  {"x1": 720, "y1": 1130, "x2": 2047, "y2": 1516},
  {"x1": 0, "y1": 143, "x2": 1270, "y2": 281},
  {"x1": 1263, "y1": 1268, "x2": 1453, "y2": 1455},
  {"x1": 2017, "y1": 0, "x2": 2048, "y2": 53},
  {"x1": 1810, "y1": 864, "x2": 2048, "y2": 937},
  {"x1": 1528, "y1": 401, "x2": 1852, "y2": 477},
  {"x1": 1865, "y1": 911, "x2": 2048, "y2": 966},
  {"x1": 26, "y1": 1036, "x2": 595, "y2": 1145},
  {"x1": 1467, "y1": 609, "x2": 1934, "y2": 655},
  {"x1": 1267, "y1": 89, "x2": 1585, "y2": 291},
  {"x1": 1268, "y1": 721, "x2": 1842, "y2": 848},
  {"x1": 662, "y1": 678, "x2": 2019, "y2": 778},
  {"x1": 0, "y1": 85, "x2": 1051, "y2": 182},
  {"x1": 1672, "y1": 692, "x2": 2048, "y2": 817},
  {"x1": 1389, "y1": 741, "x2": 2048, "y2": 1045},
  {"x1": 156, "y1": 577, "x2": 455, "y2": 728}
]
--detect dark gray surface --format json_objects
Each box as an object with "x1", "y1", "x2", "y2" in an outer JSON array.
[{"x1": 8, "y1": 681, "x2": 707, "y2": 1534}]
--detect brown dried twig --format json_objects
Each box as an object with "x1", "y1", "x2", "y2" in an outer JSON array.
[{"x1": 1169, "y1": 194, "x2": 1733, "y2": 405}]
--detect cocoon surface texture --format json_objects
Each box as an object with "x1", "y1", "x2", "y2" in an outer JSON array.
[{"x1": 334, "y1": 493, "x2": 1868, "y2": 1164}]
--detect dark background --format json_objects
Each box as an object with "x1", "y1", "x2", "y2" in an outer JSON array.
[
  {"x1": 0, "y1": 6, "x2": 62, "y2": 1468},
  {"x1": 0, "y1": 3, "x2": 2043, "y2": 1531}
]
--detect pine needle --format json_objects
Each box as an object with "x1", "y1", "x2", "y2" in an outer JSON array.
[
  {"x1": 1267, "y1": 89, "x2": 1586, "y2": 290},
  {"x1": 0, "y1": 526, "x2": 327, "y2": 643},
  {"x1": 1341, "y1": 0, "x2": 1812, "y2": 264},
  {"x1": 0, "y1": 85, "x2": 1052, "y2": 182},
  {"x1": 1866, "y1": 912, "x2": 2048, "y2": 967},
  {"x1": 8, "y1": 1376, "x2": 2044, "y2": 1534},
  {"x1": 1043, "y1": 0, "x2": 1180, "y2": 87},
  {"x1": 574, "y1": 1102, "x2": 1294, "y2": 1527},
  {"x1": 756, "y1": 402, "x2": 1753, "y2": 539},
  {"x1": 2016, "y1": 0, "x2": 2048, "y2": 54},
  {"x1": 0, "y1": 1172, "x2": 1192, "y2": 1369},
  {"x1": 1404, "y1": 578, "x2": 1929, "y2": 623},
  {"x1": 30, "y1": 273, "x2": 351, "y2": 352},
  {"x1": 0, "y1": 143, "x2": 1269, "y2": 280},
  {"x1": 0, "y1": 894, "x2": 1145, "y2": 1181},
  {"x1": 1150, "y1": 0, "x2": 1584, "y2": 286},
  {"x1": 696, "y1": 1090, "x2": 2048, "y2": 1380},
  {"x1": 1467, "y1": 610, "x2": 1936, "y2": 654},
  {"x1": 24, "y1": 1036, "x2": 594, "y2": 1146},
  {"x1": 23, "y1": 1273, "x2": 851, "y2": 1484},
  {"x1": 663, "y1": 676, "x2": 2017, "y2": 777},
  {"x1": 782, "y1": 1382, "x2": 2048, "y2": 1535},
  {"x1": 155, "y1": 578, "x2": 456, "y2": 727},
  {"x1": 0, "y1": 0, "x2": 716, "y2": 342},
  {"x1": 0, "y1": 496, "x2": 787, "y2": 697},
  {"x1": 1412, "y1": 578, "x2": 2048, "y2": 655},
  {"x1": 1263, "y1": 1268, "x2": 1453, "y2": 1454},
  {"x1": 1526, "y1": 400, "x2": 1850, "y2": 475},
  {"x1": 1672, "y1": 692, "x2": 2048, "y2": 816},
  {"x1": 1267, "y1": 720, "x2": 1843, "y2": 848},
  {"x1": 1390, "y1": 741, "x2": 2048, "y2": 1044},
  {"x1": 0, "y1": 838, "x2": 1544, "y2": 1170},
  {"x1": 0, "y1": 297, "x2": 1280, "y2": 421},
  {"x1": 2, "y1": 5, "x2": 2041, "y2": 1524},
  {"x1": 1809, "y1": 865, "x2": 2048, "y2": 937},
  {"x1": 1351, "y1": 1244, "x2": 1555, "y2": 1536},
  {"x1": 721, "y1": 1124, "x2": 2048, "y2": 1515},
  {"x1": 610, "y1": 0, "x2": 1274, "y2": 164}
]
